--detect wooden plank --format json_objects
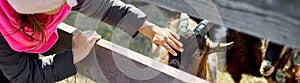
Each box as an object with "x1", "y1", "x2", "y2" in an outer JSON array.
[
  {"x1": 55, "y1": 23, "x2": 208, "y2": 83},
  {"x1": 145, "y1": 0, "x2": 300, "y2": 49}
]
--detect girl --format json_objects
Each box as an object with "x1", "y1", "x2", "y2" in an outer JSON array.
[{"x1": 0, "y1": 0, "x2": 183, "y2": 82}]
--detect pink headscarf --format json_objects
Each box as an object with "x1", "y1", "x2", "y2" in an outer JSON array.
[{"x1": 0, "y1": 0, "x2": 71, "y2": 53}]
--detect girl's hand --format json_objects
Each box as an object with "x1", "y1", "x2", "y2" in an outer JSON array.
[
  {"x1": 139, "y1": 21, "x2": 184, "y2": 56},
  {"x1": 72, "y1": 30, "x2": 101, "y2": 63}
]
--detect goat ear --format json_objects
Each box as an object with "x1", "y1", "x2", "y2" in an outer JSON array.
[{"x1": 209, "y1": 42, "x2": 234, "y2": 53}]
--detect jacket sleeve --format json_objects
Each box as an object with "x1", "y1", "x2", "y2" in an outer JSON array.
[
  {"x1": 72, "y1": 0, "x2": 147, "y2": 38},
  {"x1": 0, "y1": 36, "x2": 76, "y2": 83}
]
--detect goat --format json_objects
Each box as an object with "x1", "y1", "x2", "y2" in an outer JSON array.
[
  {"x1": 162, "y1": 13, "x2": 297, "y2": 83},
  {"x1": 226, "y1": 30, "x2": 294, "y2": 83},
  {"x1": 159, "y1": 13, "x2": 232, "y2": 82}
]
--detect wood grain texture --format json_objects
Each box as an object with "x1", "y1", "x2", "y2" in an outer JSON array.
[
  {"x1": 146, "y1": 0, "x2": 300, "y2": 48},
  {"x1": 55, "y1": 23, "x2": 208, "y2": 83}
]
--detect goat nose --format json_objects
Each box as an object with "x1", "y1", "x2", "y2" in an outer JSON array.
[
  {"x1": 262, "y1": 60, "x2": 272, "y2": 72},
  {"x1": 169, "y1": 59, "x2": 180, "y2": 69},
  {"x1": 263, "y1": 66, "x2": 272, "y2": 72}
]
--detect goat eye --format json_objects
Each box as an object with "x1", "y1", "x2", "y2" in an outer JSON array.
[{"x1": 167, "y1": 23, "x2": 171, "y2": 28}]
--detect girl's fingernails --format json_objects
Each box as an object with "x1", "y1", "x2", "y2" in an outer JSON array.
[
  {"x1": 94, "y1": 35, "x2": 101, "y2": 39},
  {"x1": 174, "y1": 53, "x2": 178, "y2": 56},
  {"x1": 180, "y1": 49, "x2": 184, "y2": 52},
  {"x1": 180, "y1": 44, "x2": 183, "y2": 47}
]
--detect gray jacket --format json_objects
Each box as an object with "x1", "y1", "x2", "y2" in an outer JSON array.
[
  {"x1": 0, "y1": 0, "x2": 146, "y2": 83},
  {"x1": 73, "y1": 0, "x2": 146, "y2": 37}
]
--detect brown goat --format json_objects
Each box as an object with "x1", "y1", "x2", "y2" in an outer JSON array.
[
  {"x1": 225, "y1": 29, "x2": 265, "y2": 82},
  {"x1": 225, "y1": 29, "x2": 295, "y2": 83}
]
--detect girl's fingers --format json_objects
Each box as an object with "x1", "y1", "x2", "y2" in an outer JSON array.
[
  {"x1": 169, "y1": 35, "x2": 183, "y2": 48},
  {"x1": 152, "y1": 43, "x2": 158, "y2": 53},
  {"x1": 162, "y1": 43, "x2": 177, "y2": 56},
  {"x1": 169, "y1": 29, "x2": 180, "y2": 40},
  {"x1": 84, "y1": 31, "x2": 95, "y2": 40},
  {"x1": 94, "y1": 35, "x2": 101, "y2": 40},
  {"x1": 166, "y1": 38, "x2": 183, "y2": 53},
  {"x1": 72, "y1": 31, "x2": 82, "y2": 40}
]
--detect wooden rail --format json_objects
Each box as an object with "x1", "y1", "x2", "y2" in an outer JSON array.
[{"x1": 52, "y1": 23, "x2": 208, "y2": 83}]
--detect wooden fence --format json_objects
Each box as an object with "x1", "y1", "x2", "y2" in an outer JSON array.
[
  {"x1": 49, "y1": 0, "x2": 300, "y2": 82},
  {"x1": 52, "y1": 23, "x2": 208, "y2": 83}
]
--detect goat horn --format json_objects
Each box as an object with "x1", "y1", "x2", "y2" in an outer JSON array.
[
  {"x1": 210, "y1": 42, "x2": 234, "y2": 48},
  {"x1": 209, "y1": 42, "x2": 234, "y2": 53}
]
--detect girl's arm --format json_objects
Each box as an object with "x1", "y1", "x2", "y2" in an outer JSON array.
[
  {"x1": 72, "y1": 0, "x2": 146, "y2": 38},
  {"x1": 0, "y1": 36, "x2": 76, "y2": 83},
  {"x1": 72, "y1": 0, "x2": 183, "y2": 55}
]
